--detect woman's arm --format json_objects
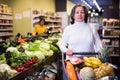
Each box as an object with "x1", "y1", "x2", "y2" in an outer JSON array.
[
  {"x1": 59, "y1": 30, "x2": 68, "y2": 52},
  {"x1": 92, "y1": 27, "x2": 103, "y2": 52},
  {"x1": 59, "y1": 27, "x2": 73, "y2": 55}
]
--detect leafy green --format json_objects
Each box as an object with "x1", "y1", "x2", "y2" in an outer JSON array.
[
  {"x1": 50, "y1": 44, "x2": 60, "y2": 54},
  {"x1": 17, "y1": 42, "x2": 29, "y2": 50},
  {"x1": 0, "y1": 42, "x2": 10, "y2": 48},
  {"x1": 0, "y1": 53, "x2": 6, "y2": 63},
  {"x1": 25, "y1": 50, "x2": 37, "y2": 59},
  {"x1": 28, "y1": 43, "x2": 40, "y2": 51},
  {"x1": 33, "y1": 51, "x2": 45, "y2": 60},
  {"x1": 39, "y1": 42, "x2": 50, "y2": 50},
  {"x1": 7, "y1": 52, "x2": 27, "y2": 68}
]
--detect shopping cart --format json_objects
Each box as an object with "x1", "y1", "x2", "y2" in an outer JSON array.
[
  {"x1": 62, "y1": 52, "x2": 116, "y2": 80},
  {"x1": 62, "y1": 52, "x2": 98, "y2": 80}
]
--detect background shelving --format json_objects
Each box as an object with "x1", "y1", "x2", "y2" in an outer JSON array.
[
  {"x1": 100, "y1": 18, "x2": 120, "y2": 78},
  {"x1": 101, "y1": 19, "x2": 120, "y2": 56},
  {"x1": 32, "y1": 9, "x2": 62, "y2": 33},
  {"x1": 0, "y1": 4, "x2": 13, "y2": 42}
]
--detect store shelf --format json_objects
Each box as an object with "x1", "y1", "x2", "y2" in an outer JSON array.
[
  {"x1": 0, "y1": 24, "x2": 13, "y2": 25},
  {"x1": 103, "y1": 44, "x2": 119, "y2": 48},
  {"x1": 0, "y1": 13, "x2": 12, "y2": 15},
  {"x1": 0, "y1": 4, "x2": 13, "y2": 41},
  {"x1": 101, "y1": 36, "x2": 120, "y2": 39},
  {"x1": 100, "y1": 25, "x2": 120, "y2": 56},
  {"x1": 110, "y1": 54, "x2": 120, "y2": 57},
  {"x1": 32, "y1": 14, "x2": 43, "y2": 18},
  {"x1": 0, "y1": 28, "x2": 13, "y2": 31},
  {"x1": 47, "y1": 26, "x2": 61, "y2": 28},
  {"x1": 103, "y1": 26, "x2": 120, "y2": 29},
  {"x1": 0, "y1": 18, "x2": 13, "y2": 20},
  {"x1": 9, "y1": 54, "x2": 58, "y2": 80}
]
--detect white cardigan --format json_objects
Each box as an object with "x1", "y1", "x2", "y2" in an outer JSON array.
[{"x1": 59, "y1": 21, "x2": 102, "y2": 54}]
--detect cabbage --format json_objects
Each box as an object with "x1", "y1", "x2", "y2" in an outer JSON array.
[
  {"x1": 25, "y1": 50, "x2": 36, "y2": 58},
  {"x1": 33, "y1": 51, "x2": 45, "y2": 60},
  {"x1": 39, "y1": 47, "x2": 53, "y2": 57},
  {"x1": 6, "y1": 47, "x2": 19, "y2": 54},
  {"x1": 17, "y1": 43, "x2": 29, "y2": 50},
  {"x1": 28, "y1": 44, "x2": 39, "y2": 51},
  {"x1": 34, "y1": 40, "x2": 50, "y2": 50},
  {"x1": 25, "y1": 50, "x2": 45, "y2": 60},
  {"x1": 34, "y1": 40, "x2": 41, "y2": 44},
  {"x1": 39, "y1": 42, "x2": 50, "y2": 50}
]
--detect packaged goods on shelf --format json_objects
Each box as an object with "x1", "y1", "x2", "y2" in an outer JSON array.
[
  {"x1": 0, "y1": 4, "x2": 12, "y2": 14},
  {"x1": 103, "y1": 18, "x2": 120, "y2": 26},
  {"x1": 100, "y1": 18, "x2": 120, "y2": 56},
  {"x1": 0, "y1": 4, "x2": 13, "y2": 42}
]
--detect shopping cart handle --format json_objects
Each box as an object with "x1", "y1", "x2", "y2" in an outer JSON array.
[{"x1": 72, "y1": 52, "x2": 98, "y2": 55}]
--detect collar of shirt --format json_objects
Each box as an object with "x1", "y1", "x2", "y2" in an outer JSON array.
[
  {"x1": 72, "y1": 21, "x2": 86, "y2": 29},
  {"x1": 74, "y1": 21, "x2": 85, "y2": 26}
]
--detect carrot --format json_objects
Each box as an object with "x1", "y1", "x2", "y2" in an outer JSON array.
[
  {"x1": 17, "y1": 37, "x2": 26, "y2": 43},
  {"x1": 66, "y1": 60, "x2": 77, "y2": 80}
]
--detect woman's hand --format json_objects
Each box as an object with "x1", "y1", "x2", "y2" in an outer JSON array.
[
  {"x1": 66, "y1": 49, "x2": 73, "y2": 55},
  {"x1": 70, "y1": 57, "x2": 83, "y2": 65}
]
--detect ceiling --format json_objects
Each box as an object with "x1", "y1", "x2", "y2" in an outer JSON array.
[{"x1": 69, "y1": 0, "x2": 113, "y2": 9}]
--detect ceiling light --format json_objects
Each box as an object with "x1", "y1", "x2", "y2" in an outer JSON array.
[
  {"x1": 101, "y1": 9, "x2": 104, "y2": 12},
  {"x1": 81, "y1": 0, "x2": 92, "y2": 9},
  {"x1": 88, "y1": 10, "x2": 91, "y2": 13},
  {"x1": 91, "y1": 13, "x2": 93, "y2": 17},
  {"x1": 95, "y1": 13, "x2": 99, "y2": 16},
  {"x1": 93, "y1": 9, "x2": 95, "y2": 12},
  {"x1": 93, "y1": 0, "x2": 101, "y2": 12}
]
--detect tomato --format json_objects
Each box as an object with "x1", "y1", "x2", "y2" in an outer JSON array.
[
  {"x1": 16, "y1": 65, "x2": 25, "y2": 72},
  {"x1": 24, "y1": 60, "x2": 33, "y2": 68},
  {"x1": 31, "y1": 58, "x2": 39, "y2": 64}
]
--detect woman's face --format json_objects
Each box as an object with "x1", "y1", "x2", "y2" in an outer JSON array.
[
  {"x1": 40, "y1": 20, "x2": 45, "y2": 26},
  {"x1": 74, "y1": 6, "x2": 85, "y2": 22}
]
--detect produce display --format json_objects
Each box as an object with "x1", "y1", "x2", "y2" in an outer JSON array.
[{"x1": 0, "y1": 33, "x2": 61, "y2": 80}]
